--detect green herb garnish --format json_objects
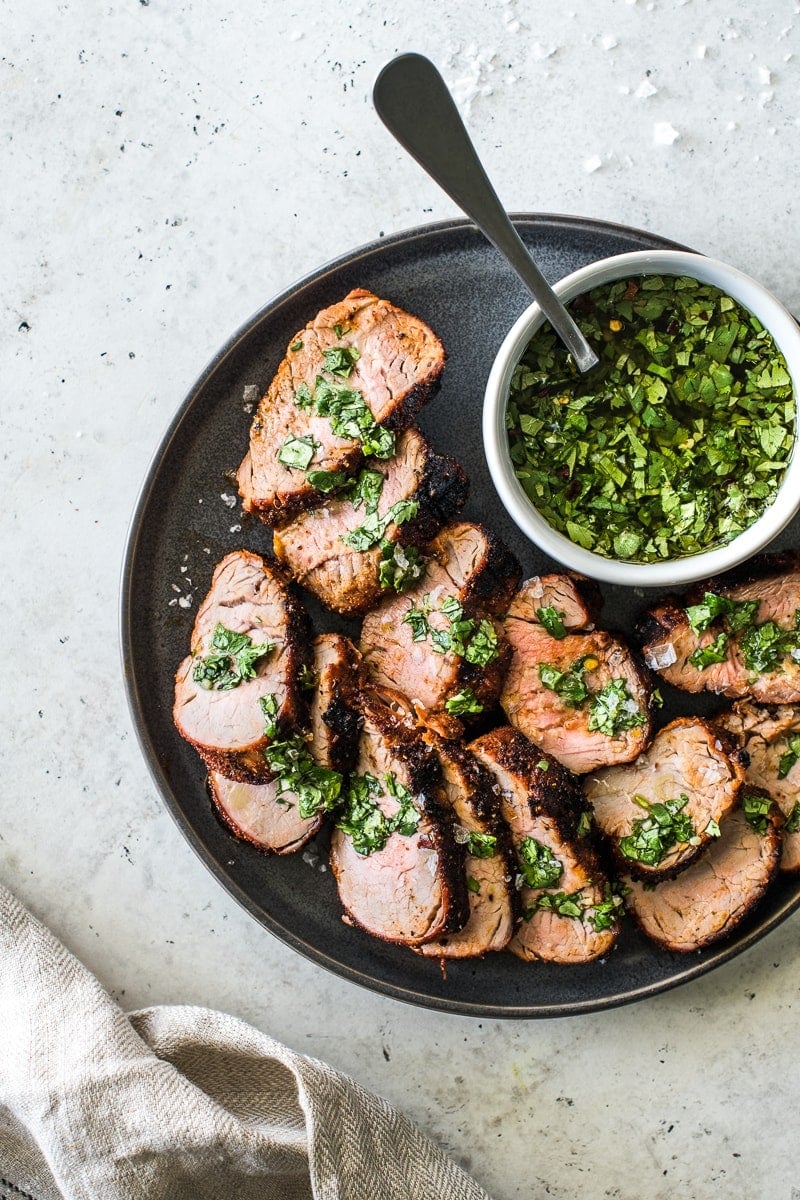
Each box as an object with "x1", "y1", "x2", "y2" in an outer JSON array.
[
  {"x1": 466, "y1": 876, "x2": 481, "y2": 894},
  {"x1": 445, "y1": 688, "x2": 484, "y2": 716},
  {"x1": 685, "y1": 592, "x2": 760, "y2": 635},
  {"x1": 377, "y1": 541, "x2": 425, "y2": 592},
  {"x1": 335, "y1": 772, "x2": 420, "y2": 855},
  {"x1": 740, "y1": 620, "x2": 800, "y2": 673},
  {"x1": 297, "y1": 664, "x2": 317, "y2": 692},
  {"x1": 323, "y1": 345, "x2": 361, "y2": 377},
  {"x1": 531, "y1": 890, "x2": 584, "y2": 919},
  {"x1": 538, "y1": 661, "x2": 590, "y2": 707},
  {"x1": 742, "y1": 792, "x2": 772, "y2": 835},
  {"x1": 784, "y1": 802, "x2": 800, "y2": 834},
  {"x1": 536, "y1": 606, "x2": 567, "y2": 639},
  {"x1": 290, "y1": 340, "x2": 303, "y2": 352},
  {"x1": 507, "y1": 275, "x2": 794, "y2": 563},
  {"x1": 688, "y1": 631, "x2": 729, "y2": 671},
  {"x1": 778, "y1": 734, "x2": 800, "y2": 780},
  {"x1": 587, "y1": 679, "x2": 648, "y2": 737},
  {"x1": 518, "y1": 837, "x2": 563, "y2": 888},
  {"x1": 467, "y1": 831, "x2": 497, "y2": 858},
  {"x1": 304, "y1": 468, "x2": 350, "y2": 493},
  {"x1": 313, "y1": 379, "x2": 395, "y2": 459},
  {"x1": 350, "y1": 468, "x2": 385, "y2": 513},
  {"x1": 341, "y1": 499, "x2": 420, "y2": 551},
  {"x1": 277, "y1": 434, "x2": 319, "y2": 470},
  {"x1": 401, "y1": 595, "x2": 501, "y2": 668},
  {"x1": 618, "y1": 793, "x2": 696, "y2": 867},
  {"x1": 192, "y1": 624, "x2": 273, "y2": 691}
]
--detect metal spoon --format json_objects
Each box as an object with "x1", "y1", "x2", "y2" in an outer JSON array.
[{"x1": 373, "y1": 53, "x2": 598, "y2": 373}]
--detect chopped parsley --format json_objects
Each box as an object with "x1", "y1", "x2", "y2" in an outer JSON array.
[
  {"x1": 685, "y1": 592, "x2": 760, "y2": 635},
  {"x1": 401, "y1": 595, "x2": 501, "y2": 667},
  {"x1": 466, "y1": 875, "x2": 482, "y2": 894},
  {"x1": 467, "y1": 831, "x2": 497, "y2": 858},
  {"x1": 277, "y1": 434, "x2": 319, "y2": 471},
  {"x1": 312, "y1": 378, "x2": 395, "y2": 458},
  {"x1": 784, "y1": 802, "x2": 800, "y2": 834},
  {"x1": 341, "y1": 498, "x2": 420, "y2": 551},
  {"x1": 377, "y1": 541, "x2": 425, "y2": 592},
  {"x1": 297, "y1": 664, "x2": 318, "y2": 692},
  {"x1": 539, "y1": 660, "x2": 590, "y2": 707},
  {"x1": 587, "y1": 679, "x2": 648, "y2": 737},
  {"x1": 507, "y1": 275, "x2": 794, "y2": 563},
  {"x1": 683, "y1": 594, "x2": 800, "y2": 675},
  {"x1": 517, "y1": 837, "x2": 563, "y2": 889},
  {"x1": 445, "y1": 688, "x2": 484, "y2": 716},
  {"x1": 304, "y1": 468, "x2": 350, "y2": 493},
  {"x1": 335, "y1": 772, "x2": 420, "y2": 855},
  {"x1": 778, "y1": 734, "x2": 800, "y2": 780},
  {"x1": 192, "y1": 624, "x2": 273, "y2": 691},
  {"x1": 742, "y1": 792, "x2": 772, "y2": 835},
  {"x1": 536, "y1": 606, "x2": 567, "y2": 639},
  {"x1": 523, "y1": 883, "x2": 625, "y2": 929},
  {"x1": 323, "y1": 345, "x2": 361, "y2": 377},
  {"x1": 618, "y1": 793, "x2": 697, "y2": 867},
  {"x1": 290, "y1": 340, "x2": 303, "y2": 352},
  {"x1": 688, "y1": 631, "x2": 729, "y2": 671},
  {"x1": 259, "y1": 695, "x2": 342, "y2": 819},
  {"x1": 537, "y1": 759, "x2": 550, "y2": 772},
  {"x1": 350, "y1": 468, "x2": 385, "y2": 513},
  {"x1": 539, "y1": 658, "x2": 646, "y2": 737}
]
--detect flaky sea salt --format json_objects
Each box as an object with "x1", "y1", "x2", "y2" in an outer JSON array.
[
  {"x1": 635, "y1": 79, "x2": 658, "y2": 98},
  {"x1": 583, "y1": 154, "x2": 603, "y2": 173},
  {"x1": 653, "y1": 121, "x2": 680, "y2": 145}
]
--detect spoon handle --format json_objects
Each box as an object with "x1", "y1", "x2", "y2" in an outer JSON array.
[{"x1": 373, "y1": 53, "x2": 598, "y2": 372}]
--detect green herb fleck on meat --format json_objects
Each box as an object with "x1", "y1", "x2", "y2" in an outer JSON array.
[
  {"x1": 277, "y1": 434, "x2": 319, "y2": 470},
  {"x1": 778, "y1": 734, "x2": 800, "y2": 780},
  {"x1": 536, "y1": 606, "x2": 567, "y2": 639},
  {"x1": 742, "y1": 792, "x2": 772, "y2": 835},
  {"x1": 618, "y1": 793, "x2": 696, "y2": 867},
  {"x1": 587, "y1": 679, "x2": 648, "y2": 738},
  {"x1": 335, "y1": 772, "x2": 419, "y2": 855},
  {"x1": 688, "y1": 631, "x2": 729, "y2": 671},
  {"x1": 445, "y1": 688, "x2": 484, "y2": 716},
  {"x1": 192, "y1": 624, "x2": 274, "y2": 691},
  {"x1": 518, "y1": 837, "x2": 563, "y2": 889}
]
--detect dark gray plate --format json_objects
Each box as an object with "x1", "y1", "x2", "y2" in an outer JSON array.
[{"x1": 121, "y1": 214, "x2": 800, "y2": 1018}]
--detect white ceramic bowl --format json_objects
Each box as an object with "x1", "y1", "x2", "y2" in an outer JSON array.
[{"x1": 483, "y1": 249, "x2": 800, "y2": 587}]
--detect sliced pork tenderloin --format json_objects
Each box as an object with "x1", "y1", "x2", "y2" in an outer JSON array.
[
  {"x1": 360, "y1": 522, "x2": 521, "y2": 720},
  {"x1": 470, "y1": 726, "x2": 620, "y2": 964},
  {"x1": 308, "y1": 633, "x2": 363, "y2": 774},
  {"x1": 208, "y1": 772, "x2": 323, "y2": 855},
  {"x1": 373, "y1": 688, "x2": 518, "y2": 958},
  {"x1": 329, "y1": 690, "x2": 469, "y2": 946},
  {"x1": 626, "y1": 792, "x2": 783, "y2": 952},
  {"x1": 504, "y1": 573, "x2": 602, "y2": 633},
  {"x1": 238, "y1": 289, "x2": 445, "y2": 524},
  {"x1": 173, "y1": 551, "x2": 309, "y2": 781},
  {"x1": 273, "y1": 429, "x2": 468, "y2": 615},
  {"x1": 638, "y1": 553, "x2": 800, "y2": 703},
  {"x1": 583, "y1": 718, "x2": 746, "y2": 882},
  {"x1": 716, "y1": 700, "x2": 800, "y2": 872},
  {"x1": 501, "y1": 579, "x2": 652, "y2": 773}
]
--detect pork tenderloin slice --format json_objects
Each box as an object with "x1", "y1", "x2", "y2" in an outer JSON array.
[
  {"x1": 501, "y1": 615, "x2": 652, "y2": 774},
  {"x1": 238, "y1": 289, "x2": 445, "y2": 524},
  {"x1": 716, "y1": 700, "x2": 800, "y2": 873},
  {"x1": 309, "y1": 633, "x2": 362, "y2": 774},
  {"x1": 372, "y1": 714, "x2": 518, "y2": 959},
  {"x1": 329, "y1": 690, "x2": 469, "y2": 946},
  {"x1": 638, "y1": 554, "x2": 800, "y2": 703},
  {"x1": 208, "y1": 772, "x2": 322, "y2": 854},
  {"x1": 173, "y1": 551, "x2": 309, "y2": 781},
  {"x1": 626, "y1": 795, "x2": 783, "y2": 952},
  {"x1": 273, "y1": 429, "x2": 468, "y2": 615},
  {"x1": 470, "y1": 726, "x2": 619, "y2": 964},
  {"x1": 360, "y1": 522, "x2": 521, "y2": 716},
  {"x1": 505, "y1": 574, "x2": 602, "y2": 632},
  {"x1": 583, "y1": 718, "x2": 746, "y2": 881}
]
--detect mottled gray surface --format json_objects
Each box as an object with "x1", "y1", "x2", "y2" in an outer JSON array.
[{"x1": 3, "y1": 1, "x2": 800, "y2": 1197}]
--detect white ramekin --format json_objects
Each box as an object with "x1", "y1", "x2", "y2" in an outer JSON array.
[{"x1": 483, "y1": 249, "x2": 800, "y2": 587}]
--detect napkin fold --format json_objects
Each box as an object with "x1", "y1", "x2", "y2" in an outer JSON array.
[{"x1": 0, "y1": 885, "x2": 491, "y2": 1200}]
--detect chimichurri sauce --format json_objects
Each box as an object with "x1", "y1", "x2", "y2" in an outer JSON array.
[{"x1": 506, "y1": 275, "x2": 794, "y2": 563}]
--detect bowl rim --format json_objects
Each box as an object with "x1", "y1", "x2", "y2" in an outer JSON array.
[{"x1": 483, "y1": 248, "x2": 800, "y2": 587}]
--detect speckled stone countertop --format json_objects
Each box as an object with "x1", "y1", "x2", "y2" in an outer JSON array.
[{"x1": 3, "y1": 3, "x2": 800, "y2": 1197}]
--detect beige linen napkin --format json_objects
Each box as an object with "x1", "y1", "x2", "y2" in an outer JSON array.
[{"x1": 0, "y1": 885, "x2": 492, "y2": 1200}]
